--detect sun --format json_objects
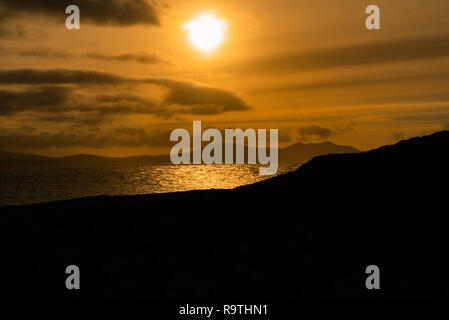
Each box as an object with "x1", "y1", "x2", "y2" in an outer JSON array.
[{"x1": 184, "y1": 14, "x2": 227, "y2": 51}]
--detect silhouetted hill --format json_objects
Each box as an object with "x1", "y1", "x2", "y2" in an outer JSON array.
[
  {"x1": 0, "y1": 141, "x2": 357, "y2": 165},
  {"x1": 278, "y1": 141, "x2": 358, "y2": 163},
  {"x1": 0, "y1": 150, "x2": 54, "y2": 164},
  {"x1": 0, "y1": 131, "x2": 448, "y2": 300}
]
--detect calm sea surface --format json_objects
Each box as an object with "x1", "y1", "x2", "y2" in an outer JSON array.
[{"x1": 0, "y1": 163, "x2": 299, "y2": 207}]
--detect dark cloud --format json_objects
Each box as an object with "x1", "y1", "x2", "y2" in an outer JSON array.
[
  {"x1": 251, "y1": 73, "x2": 449, "y2": 95},
  {"x1": 11, "y1": 47, "x2": 169, "y2": 65},
  {"x1": 0, "y1": 69, "x2": 251, "y2": 120},
  {"x1": 0, "y1": 69, "x2": 125, "y2": 85},
  {"x1": 278, "y1": 128, "x2": 294, "y2": 143},
  {"x1": 0, "y1": 86, "x2": 72, "y2": 115},
  {"x1": 0, "y1": 69, "x2": 251, "y2": 115},
  {"x1": 38, "y1": 114, "x2": 107, "y2": 126},
  {"x1": 297, "y1": 125, "x2": 354, "y2": 141},
  {"x1": 0, "y1": 24, "x2": 26, "y2": 39},
  {"x1": 92, "y1": 93, "x2": 159, "y2": 115},
  {"x1": 20, "y1": 125, "x2": 37, "y2": 133},
  {"x1": 0, "y1": 8, "x2": 14, "y2": 23},
  {"x1": 0, "y1": 0, "x2": 160, "y2": 26},
  {"x1": 114, "y1": 127, "x2": 170, "y2": 147},
  {"x1": 392, "y1": 110, "x2": 449, "y2": 122},
  {"x1": 0, "y1": 87, "x2": 159, "y2": 121},
  {"x1": 17, "y1": 47, "x2": 72, "y2": 59},
  {"x1": 85, "y1": 52, "x2": 168, "y2": 65},
  {"x1": 298, "y1": 126, "x2": 334, "y2": 140},
  {"x1": 251, "y1": 77, "x2": 393, "y2": 94},
  {"x1": 146, "y1": 78, "x2": 251, "y2": 117},
  {"x1": 232, "y1": 34, "x2": 449, "y2": 73}
]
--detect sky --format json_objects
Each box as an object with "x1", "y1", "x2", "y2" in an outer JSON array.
[{"x1": 1, "y1": 0, "x2": 449, "y2": 156}]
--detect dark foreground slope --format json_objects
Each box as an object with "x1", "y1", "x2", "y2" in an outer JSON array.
[{"x1": 0, "y1": 131, "x2": 448, "y2": 300}]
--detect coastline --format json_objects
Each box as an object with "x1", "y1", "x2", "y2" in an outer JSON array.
[{"x1": 1, "y1": 131, "x2": 448, "y2": 299}]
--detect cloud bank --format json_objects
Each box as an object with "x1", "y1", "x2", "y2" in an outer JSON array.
[
  {"x1": 0, "y1": 0, "x2": 161, "y2": 26},
  {"x1": 0, "y1": 69, "x2": 251, "y2": 120},
  {"x1": 233, "y1": 34, "x2": 449, "y2": 73}
]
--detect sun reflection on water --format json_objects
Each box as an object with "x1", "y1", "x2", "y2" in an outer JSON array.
[
  {"x1": 0, "y1": 163, "x2": 299, "y2": 206},
  {"x1": 132, "y1": 164, "x2": 292, "y2": 194}
]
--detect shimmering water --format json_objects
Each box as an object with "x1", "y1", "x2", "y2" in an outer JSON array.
[{"x1": 0, "y1": 163, "x2": 299, "y2": 207}]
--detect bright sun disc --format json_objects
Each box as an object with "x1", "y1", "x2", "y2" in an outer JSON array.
[{"x1": 184, "y1": 14, "x2": 227, "y2": 51}]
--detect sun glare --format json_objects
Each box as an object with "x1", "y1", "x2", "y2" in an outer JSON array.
[{"x1": 184, "y1": 14, "x2": 227, "y2": 51}]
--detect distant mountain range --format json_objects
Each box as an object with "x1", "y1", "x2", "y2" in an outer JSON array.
[{"x1": 0, "y1": 141, "x2": 358, "y2": 165}]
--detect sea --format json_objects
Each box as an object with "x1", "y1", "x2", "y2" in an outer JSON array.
[{"x1": 0, "y1": 163, "x2": 299, "y2": 207}]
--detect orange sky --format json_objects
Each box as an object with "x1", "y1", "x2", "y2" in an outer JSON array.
[{"x1": 1, "y1": 0, "x2": 449, "y2": 156}]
